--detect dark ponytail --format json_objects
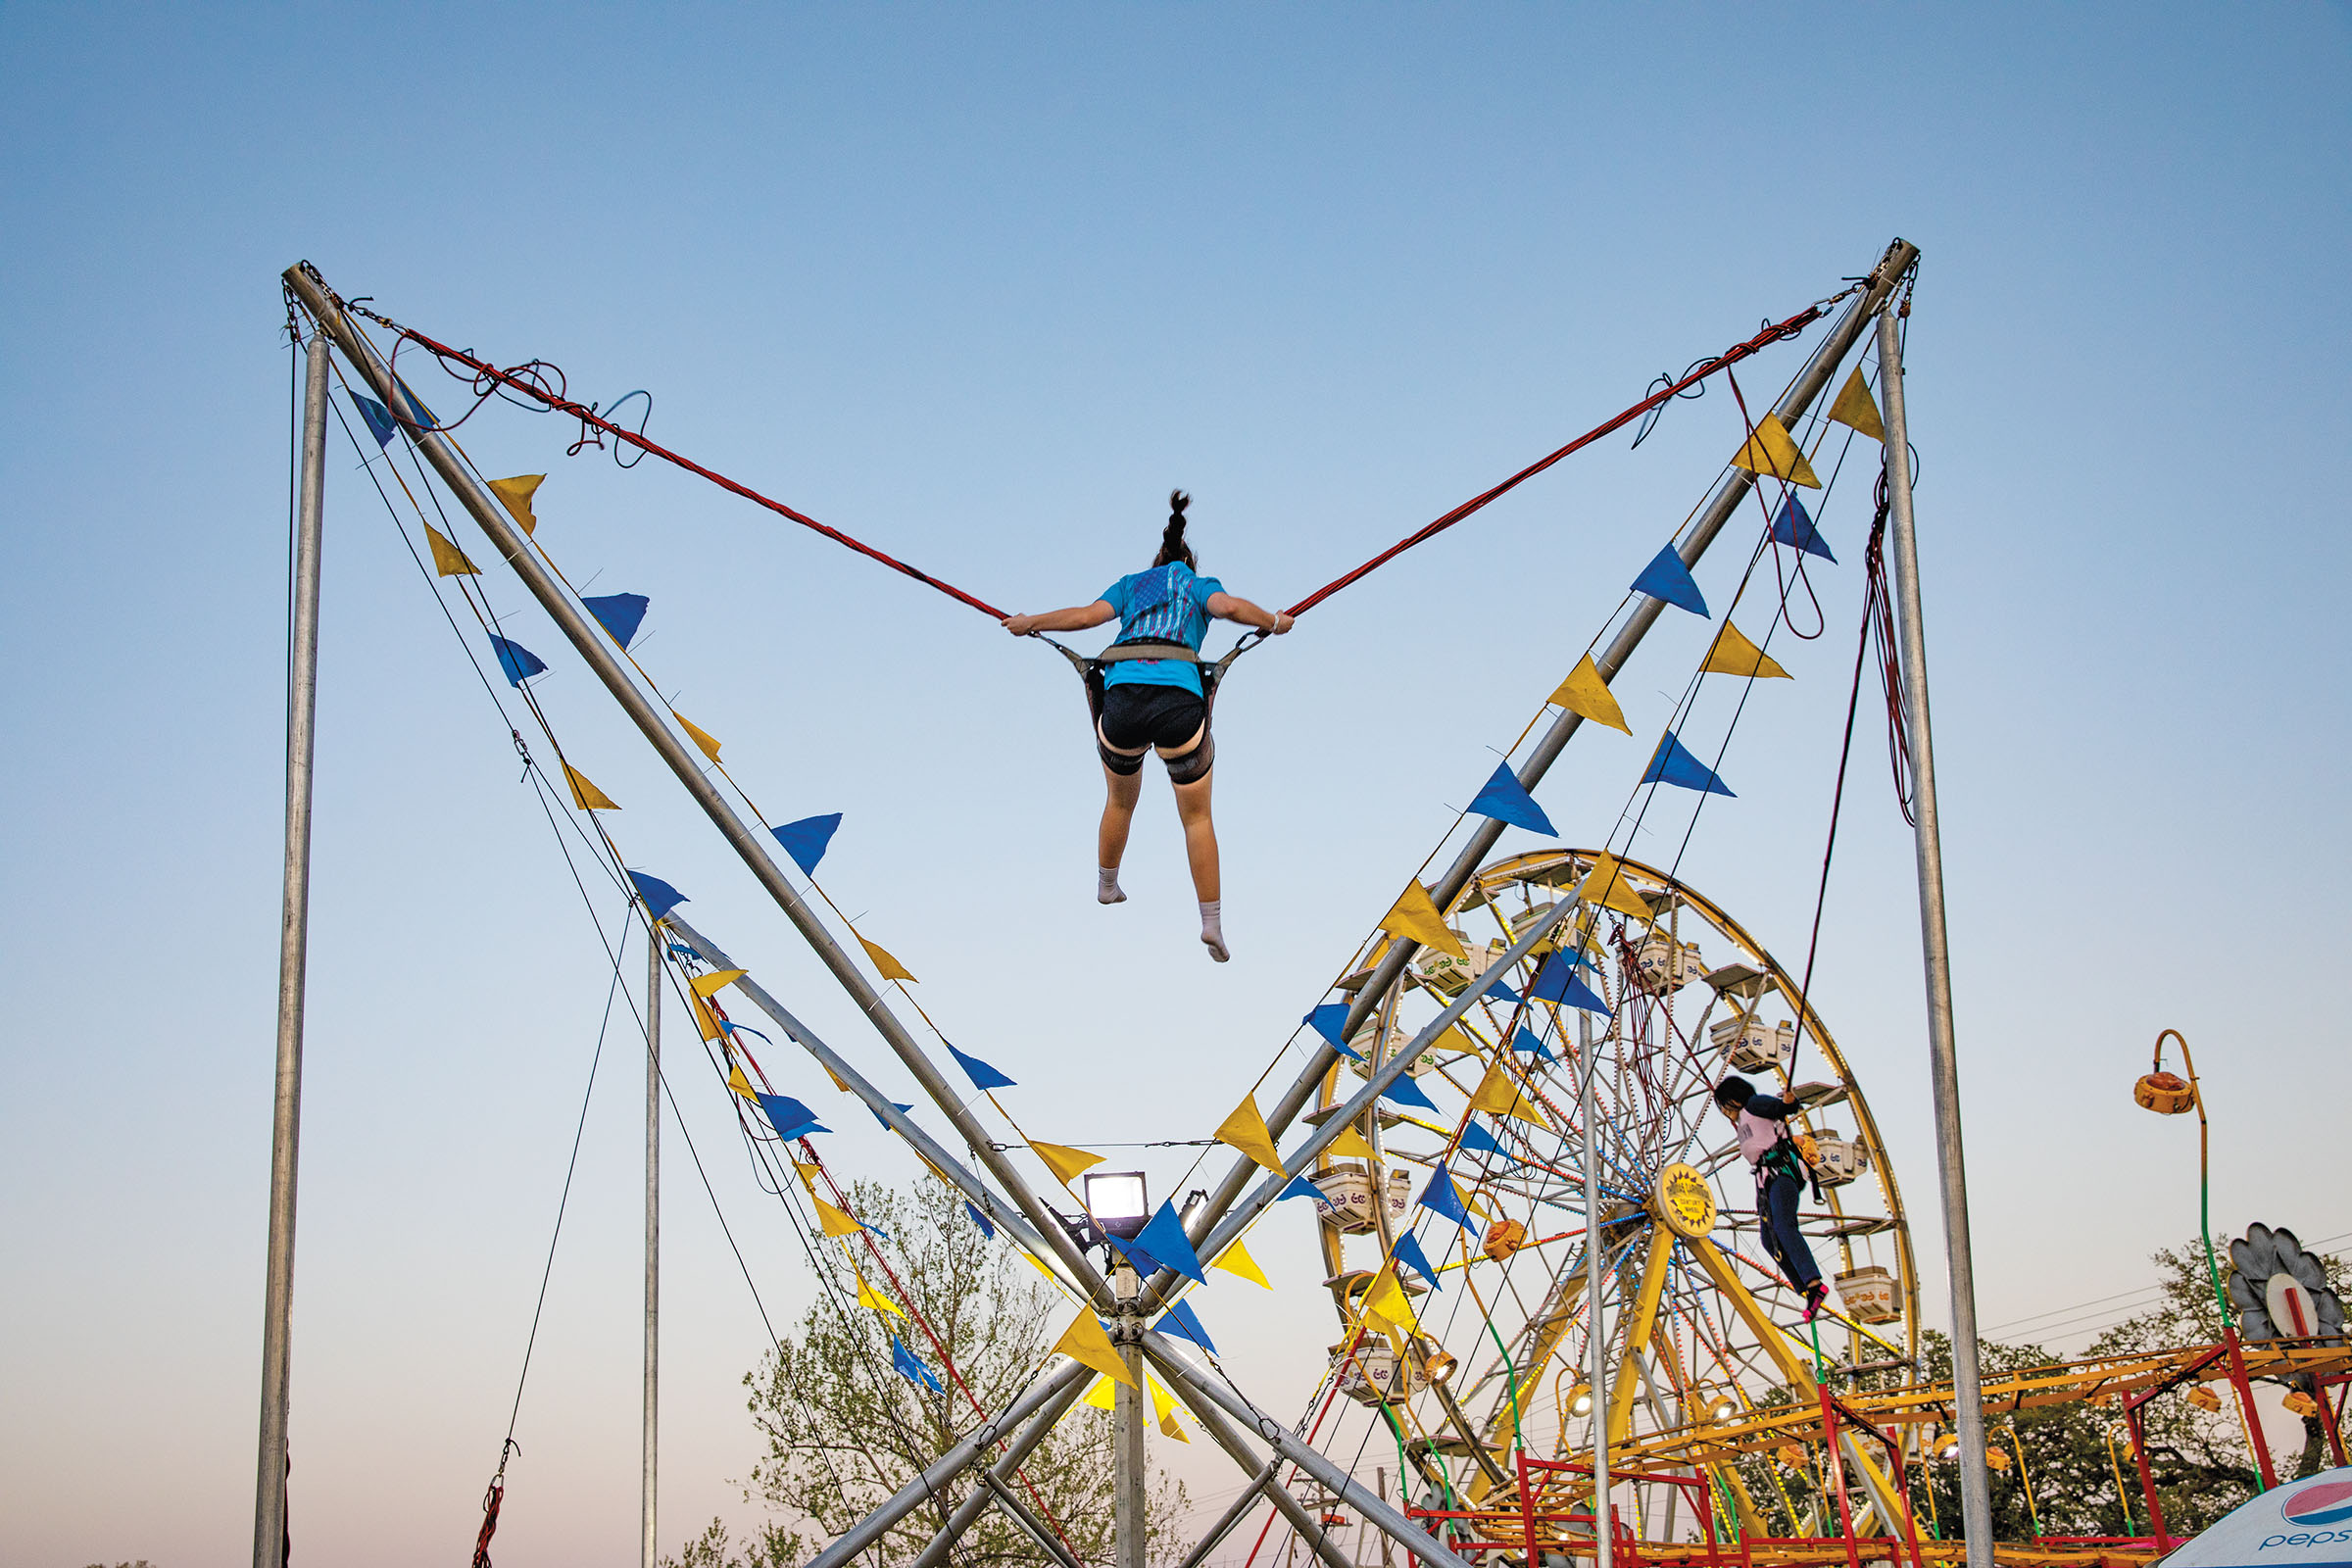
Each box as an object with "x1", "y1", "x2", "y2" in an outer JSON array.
[{"x1": 1154, "y1": 489, "x2": 1197, "y2": 570}]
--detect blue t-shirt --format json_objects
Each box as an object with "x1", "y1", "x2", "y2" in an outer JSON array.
[{"x1": 1098, "y1": 563, "x2": 1225, "y2": 696}]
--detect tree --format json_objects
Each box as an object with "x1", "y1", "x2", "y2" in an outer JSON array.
[{"x1": 665, "y1": 1176, "x2": 1186, "y2": 1568}]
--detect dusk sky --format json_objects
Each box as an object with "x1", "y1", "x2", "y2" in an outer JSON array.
[{"x1": 5, "y1": 6, "x2": 2349, "y2": 1567}]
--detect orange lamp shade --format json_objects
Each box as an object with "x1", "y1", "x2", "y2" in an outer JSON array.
[
  {"x1": 2134, "y1": 1071, "x2": 2195, "y2": 1115},
  {"x1": 1482, "y1": 1218, "x2": 1529, "y2": 1263}
]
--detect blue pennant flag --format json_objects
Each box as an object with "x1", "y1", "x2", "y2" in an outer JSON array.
[
  {"x1": 866, "y1": 1101, "x2": 914, "y2": 1130},
  {"x1": 1277, "y1": 1175, "x2": 1325, "y2": 1204},
  {"x1": 1458, "y1": 1118, "x2": 1508, "y2": 1159},
  {"x1": 1529, "y1": 954, "x2": 1613, "y2": 1015},
  {"x1": 1510, "y1": 1026, "x2": 1554, "y2": 1061},
  {"x1": 891, "y1": 1334, "x2": 945, "y2": 1394},
  {"x1": 666, "y1": 942, "x2": 700, "y2": 959},
  {"x1": 349, "y1": 392, "x2": 398, "y2": 448},
  {"x1": 1465, "y1": 762, "x2": 1557, "y2": 836},
  {"x1": 1771, "y1": 495, "x2": 1836, "y2": 563},
  {"x1": 1392, "y1": 1231, "x2": 1445, "y2": 1293},
  {"x1": 1107, "y1": 1232, "x2": 1167, "y2": 1277},
  {"x1": 489, "y1": 634, "x2": 547, "y2": 687},
  {"x1": 947, "y1": 1044, "x2": 1016, "y2": 1092},
  {"x1": 1642, "y1": 731, "x2": 1737, "y2": 797},
  {"x1": 1158, "y1": 1298, "x2": 1218, "y2": 1355},
  {"x1": 1418, "y1": 1161, "x2": 1477, "y2": 1231},
  {"x1": 962, "y1": 1200, "x2": 997, "y2": 1239},
  {"x1": 1135, "y1": 1201, "x2": 1208, "y2": 1285},
  {"x1": 1630, "y1": 545, "x2": 1709, "y2": 617},
  {"x1": 582, "y1": 592, "x2": 650, "y2": 648},
  {"x1": 716, "y1": 1019, "x2": 772, "y2": 1045},
  {"x1": 1379, "y1": 1074, "x2": 1441, "y2": 1114},
  {"x1": 757, "y1": 1093, "x2": 828, "y2": 1142},
  {"x1": 628, "y1": 871, "x2": 688, "y2": 920},
  {"x1": 393, "y1": 379, "x2": 437, "y2": 429},
  {"x1": 1483, "y1": 979, "x2": 1524, "y2": 1005},
  {"x1": 773, "y1": 813, "x2": 843, "y2": 877},
  {"x1": 1303, "y1": 1003, "x2": 1363, "y2": 1061}
]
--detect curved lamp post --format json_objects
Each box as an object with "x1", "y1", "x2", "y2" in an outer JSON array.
[{"x1": 2133, "y1": 1029, "x2": 2231, "y2": 1326}]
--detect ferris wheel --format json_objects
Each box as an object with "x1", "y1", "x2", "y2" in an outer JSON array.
[{"x1": 1299, "y1": 847, "x2": 1917, "y2": 1534}]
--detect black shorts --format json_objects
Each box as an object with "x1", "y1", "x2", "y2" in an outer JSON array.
[{"x1": 1097, "y1": 683, "x2": 1208, "y2": 774}]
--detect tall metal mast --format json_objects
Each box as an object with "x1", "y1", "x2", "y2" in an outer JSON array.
[
  {"x1": 253, "y1": 323, "x2": 329, "y2": 1568},
  {"x1": 643, "y1": 927, "x2": 662, "y2": 1568}
]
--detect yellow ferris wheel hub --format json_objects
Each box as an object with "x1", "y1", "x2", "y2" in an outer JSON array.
[{"x1": 1653, "y1": 1161, "x2": 1717, "y2": 1239}]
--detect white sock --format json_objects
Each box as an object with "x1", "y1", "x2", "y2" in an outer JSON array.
[
  {"x1": 1098, "y1": 866, "x2": 1126, "y2": 905},
  {"x1": 1200, "y1": 901, "x2": 1228, "y2": 962}
]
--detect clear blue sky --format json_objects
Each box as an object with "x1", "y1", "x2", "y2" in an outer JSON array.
[{"x1": 5, "y1": 6, "x2": 2348, "y2": 1566}]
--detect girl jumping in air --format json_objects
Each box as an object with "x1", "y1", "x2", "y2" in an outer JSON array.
[{"x1": 1003, "y1": 492, "x2": 1292, "y2": 961}]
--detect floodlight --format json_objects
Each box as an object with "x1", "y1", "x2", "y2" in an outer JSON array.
[
  {"x1": 1567, "y1": 1382, "x2": 1594, "y2": 1417},
  {"x1": 1422, "y1": 1348, "x2": 1458, "y2": 1386},
  {"x1": 1709, "y1": 1397, "x2": 1739, "y2": 1422},
  {"x1": 1084, "y1": 1171, "x2": 1151, "y2": 1241}
]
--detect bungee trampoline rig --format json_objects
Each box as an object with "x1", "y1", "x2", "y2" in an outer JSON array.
[{"x1": 251, "y1": 240, "x2": 2348, "y2": 1568}]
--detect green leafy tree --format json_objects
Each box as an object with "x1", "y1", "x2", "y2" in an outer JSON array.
[{"x1": 666, "y1": 1176, "x2": 1185, "y2": 1568}]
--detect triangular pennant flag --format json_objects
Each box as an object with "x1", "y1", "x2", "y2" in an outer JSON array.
[
  {"x1": 1701, "y1": 622, "x2": 1790, "y2": 681},
  {"x1": 690, "y1": 997, "x2": 723, "y2": 1043},
  {"x1": 1158, "y1": 1299, "x2": 1218, "y2": 1355},
  {"x1": 349, "y1": 392, "x2": 398, "y2": 448},
  {"x1": 792, "y1": 1160, "x2": 823, "y2": 1194},
  {"x1": 1457, "y1": 1118, "x2": 1507, "y2": 1158},
  {"x1": 1213, "y1": 1097, "x2": 1285, "y2": 1175},
  {"x1": 1326, "y1": 1122, "x2": 1375, "y2": 1159},
  {"x1": 1276, "y1": 1175, "x2": 1325, "y2": 1204},
  {"x1": 1211, "y1": 1238, "x2": 1272, "y2": 1289},
  {"x1": 867, "y1": 1101, "x2": 914, "y2": 1130},
  {"x1": 672, "y1": 710, "x2": 722, "y2": 763},
  {"x1": 858, "y1": 936, "x2": 916, "y2": 983},
  {"x1": 628, "y1": 871, "x2": 688, "y2": 920},
  {"x1": 824, "y1": 1063, "x2": 850, "y2": 1093},
  {"x1": 489, "y1": 634, "x2": 547, "y2": 687},
  {"x1": 1630, "y1": 545, "x2": 1709, "y2": 617},
  {"x1": 1575, "y1": 854, "x2": 1652, "y2": 920},
  {"x1": 1483, "y1": 979, "x2": 1524, "y2": 1004},
  {"x1": 562, "y1": 762, "x2": 617, "y2": 811},
  {"x1": 962, "y1": 1200, "x2": 997, "y2": 1239},
  {"x1": 1380, "y1": 1073, "x2": 1442, "y2": 1114},
  {"x1": 1827, "y1": 366, "x2": 1886, "y2": 442},
  {"x1": 1529, "y1": 954, "x2": 1613, "y2": 1014},
  {"x1": 1509, "y1": 1026, "x2": 1554, "y2": 1060},
  {"x1": 1729, "y1": 415, "x2": 1822, "y2": 489},
  {"x1": 582, "y1": 592, "x2": 650, "y2": 649},
  {"x1": 1357, "y1": 1264, "x2": 1421, "y2": 1336},
  {"x1": 814, "y1": 1198, "x2": 864, "y2": 1237},
  {"x1": 1082, "y1": 1376, "x2": 1118, "y2": 1411},
  {"x1": 1031, "y1": 1142, "x2": 1103, "y2": 1187},
  {"x1": 947, "y1": 1043, "x2": 1015, "y2": 1092},
  {"x1": 1770, "y1": 494, "x2": 1837, "y2": 563},
  {"x1": 857, "y1": 1268, "x2": 906, "y2": 1317},
  {"x1": 773, "y1": 813, "x2": 843, "y2": 877},
  {"x1": 1548, "y1": 652, "x2": 1632, "y2": 734},
  {"x1": 1148, "y1": 1375, "x2": 1189, "y2": 1442},
  {"x1": 717, "y1": 1019, "x2": 768, "y2": 1045},
  {"x1": 726, "y1": 1063, "x2": 758, "y2": 1100},
  {"x1": 1379, "y1": 881, "x2": 1466, "y2": 959},
  {"x1": 393, "y1": 380, "x2": 437, "y2": 429},
  {"x1": 423, "y1": 522, "x2": 478, "y2": 577},
  {"x1": 1392, "y1": 1232, "x2": 1444, "y2": 1294},
  {"x1": 1642, "y1": 731, "x2": 1738, "y2": 797},
  {"x1": 1051, "y1": 1311, "x2": 1136, "y2": 1389},
  {"x1": 1108, "y1": 1234, "x2": 1167, "y2": 1279},
  {"x1": 690, "y1": 968, "x2": 748, "y2": 999},
  {"x1": 488, "y1": 474, "x2": 545, "y2": 535},
  {"x1": 1018, "y1": 1250, "x2": 1057, "y2": 1281},
  {"x1": 1303, "y1": 1004, "x2": 1364, "y2": 1062},
  {"x1": 1465, "y1": 762, "x2": 1557, "y2": 836},
  {"x1": 1418, "y1": 1162, "x2": 1477, "y2": 1231},
  {"x1": 890, "y1": 1334, "x2": 944, "y2": 1394},
  {"x1": 1134, "y1": 1201, "x2": 1208, "y2": 1286},
  {"x1": 1469, "y1": 1062, "x2": 1549, "y2": 1128},
  {"x1": 757, "y1": 1093, "x2": 826, "y2": 1142}
]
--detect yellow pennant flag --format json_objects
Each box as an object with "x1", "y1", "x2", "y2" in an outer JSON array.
[
  {"x1": 1211, "y1": 1238, "x2": 1272, "y2": 1290},
  {"x1": 1827, "y1": 366, "x2": 1886, "y2": 442},
  {"x1": 1577, "y1": 853, "x2": 1654, "y2": 920},
  {"x1": 855, "y1": 1268, "x2": 905, "y2": 1318},
  {"x1": 672, "y1": 710, "x2": 722, "y2": 763},
  {"x1": 1213, "y1": 1097, "x2": 1285, "y2": 1175},
  {"x1": 1082, "y1": 1376, "x2": 1118, "y2": 1411},
  {"x1": 1547, "y1": 653, "x2": 1631, "y2": 734},
  {"x1": 1357, "y1": 1265, "x2": 1420, "y2": 1337},
  {"x1": 488, "y1": 474, "x2": 545, "y2": 535},
  {"x1": 1030, "y1": 1141, "x2": 1104, "y2": 1187},
  {"x1": 423, "y1": 522, "x2": 478, "y2": 577},
  {"x1": 1052, "y1": 1310, "x2": 1136, "y2": 1389},
  {"x1": 690, "y1": 996, "x2": 723, "y2": 1042},
  {"x1": 814, "y1": 1198, "x2": 864, "y2": 1238},
  {"x1": 1019, "y1": 1250, "x2": 1060, "y2": 1282},
  {"x1": 792, "y1": 1160, "x2": 823, "y2": 1194},
  {"x1": 726, "y1": 1063, "x2": 758, "y2": 1101},
  {"x1": 1469, "y1": 1062, "x2": 1549, "y2": 1128},
  {"x1": 1729, "y1": 416, "x2": 1822, "y2": 489},
  {"x1": 690, "y1": 968, "x2": 748, "y2": 999},
  {"x1": 1379, "y1": 881, "x2": 1466, "y2": 960},
  {"x1": 1701, "y1": 622, "x2": 1790, "y2": 681},
  {"x1": 562, "y1": 762, "x2": 617, "y2": 811},
  {"x1": 1326, "y1": 1123, "x2": 1375, "y2": 1159},
  {"x1": 824, "y1": 1063, "x2": 851, "y2": 1093},
  {"x1": 1148, "y1": 1376, "x2": 1189, "y2": 1443},
  {"x1": 858, "y1": 936, "x2": 916, "y2": 984}
]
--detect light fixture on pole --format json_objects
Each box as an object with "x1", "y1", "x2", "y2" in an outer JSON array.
[{"x1": 1084, "y1": 1171, "x2": 1152, "y2": 1242}]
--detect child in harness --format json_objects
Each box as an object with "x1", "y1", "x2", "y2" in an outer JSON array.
[{"x1": 1715, "y1": 1074, "x2": 1831, "y2": 1323}]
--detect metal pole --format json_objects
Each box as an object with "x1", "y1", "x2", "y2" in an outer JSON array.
[
  {"x1": 643, "y1": 927, "x2": 661, "y2": 1568},
  {"x1": 1875, "y1": 300, "x2": 1991, "y2": 1564},
  {"x1": 908, "y1": 1375, "x2": 1094, "y2": 1568},
  {"x1": 1115, "y1": 1345, "x2": 1148, "y2": 1568},
  {"x1": 1175, "y1": 1462, "x2": 1282, "y2": 1568},
  {"x1": 252, "y1": 326, "x2": 329, "y2": 1568},
  {"x1": 280, "y1": 266, "x2": 1110, "y2": 1310},
  {"x1": 1583, "y1": 1005, "x2": 1613, "y2": 1568},
  {"x1": 1170, "y1": 1372, "x2": 1355, "y2": 1568},
  {"x1": 1164, "y1": 240, "x2": 1923, "y2": 1288}
]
